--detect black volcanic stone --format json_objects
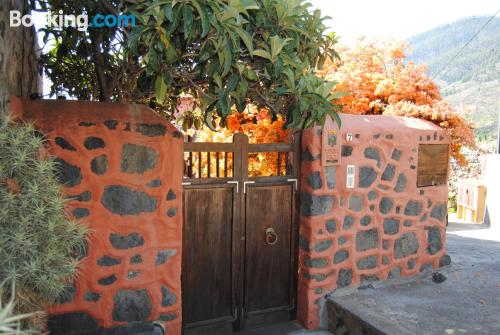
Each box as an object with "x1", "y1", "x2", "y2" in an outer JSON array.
[
  {"x1": 404, "y1": 200, "x2": 423, "y2": 216},
  {"x1": 313, "y1": 239, "x2": 333, "y2": 252},
  {"x1": 343, "y1": 216, "x2": 355, "y2": 229},
  {"x1": 167, "y1": 207, "x2": 178, "y2": 217},
  {"x1": 84, "y1": 292, "x2": 101, "y2": 302},
  {"x1": 136, "y1": 124, "x2": 167, "y2": 137},
  {"x1": 55, "y1": 137, "x2": 76, "y2": 151},
  {"x1": 307, "y1": 171, "x2": 323, "y2": 190},
  {"x1": 147, "y1": 179, "x2": 162, "y2": 188},
  {"x1": 98, "y1": 274, "x2": 117, "y2": 286},
  {"x1": 121, "y1": 143, "x2": 159, "y2": 174},
  {"x1": 325, "y1": 166, "x2": 336, "y2": 189},
  {"x1": 431, "y1": 204, "x2": 448, "y2": 222},
  {"x1": 383, "y1": 218, "x2": 400, "y2": 235},
  {"x1": 360, "y1": 215, "x2": 372, "y2": 226},
  {"x1": 381, "y1": 164, "x2": 396, "y2": 181},
  {"x1": 112, "y1": 289, "x2": 152, "y2": 322},
  {"x1": 394, "y1": 233, "x2": 419, "y2": 258},
  {"x1": 391, "y1": 148, "x2": 402, "y2": 161},
  {"x1": 325, "y1": 219, "x2": 336, "y2": 233},
  {"x1": 379, "y1": 197, "x2": 393, "y2": 214},
  {"x1": 84, "y1": 137, "x2": 105, "y2": 150},
  {"x1": 357, "y1": 255, "x2": 377, "y2": 270},
  {"x1": 97, "y1": 255, "x2": 121, "y2": 267},
  {"x1": 166, "y1": 189, "x2": 176, "y2": 200},
  {"x1": 364, "y1": 147, "x2": 381, "y2": 167},
  {"x1": 394, "y1": 173, "x2": 408, "y2": 193},
  {"x1": 79, "y1": 122, "x2": 96, "y2": 127},
  {"x1": 161, "y1": 286, "x2": 177, "y2": 306},
  {"x1": 341, "y1": 145, "x2": 353, "y2": 157},
  {"x1": 69, "y1": 191, "x2": 91, "y2": 202},
  {"x1": 359, "y1": 166, "x2": 377, "y2": 188},
  {"x1": 104, "y1": 119, "x2": 118, "y2": 130},
  {"x1": 356, "y1": 229, "x2": 378, "y2": 252},
  {"x1": 426, "y1": 226, "x2": 443, "y2": 255},
  {"x1": 130, "y1": 254, "x2": 143, "y2": 264},
  {"x1": 334, "y1": 250, "x2": 349, "y2": 264},
  {"x1": 349, "y1": 195, "x2": 363, "y2": 212},
  {"x1": 300, "y1": 192, "x2": 334, "y2": 216},
  {"x1": 302, "y1": 147, "x2": 320, "y2": 161},
  {"x1": 91, "y1": 155, "x2": 108, "y2": 175},
  {"x1": 156, "y1": 249, "x2": 177, "y2": 265},
  {"x1": 102, "y1": 185, "x2": 157, "y2": 215},
  {"x1": 109, "y1": 232, "x2": 145, "y2": 250},
  {"x1": 54, "y1": 158, "x2": 82, "y2": 187},
  {"x1": 55, "y1": 282, "x2": 76, "y2": 304},
  {"x1": 72, "y1": 208, "x2": 90, "y2": 219},
  {"x1": 304, "y1": 257, "x2": 329, "y2": 268},
  {"x1": 337, "y1": 269, "x2": 353, "y2": 288}
]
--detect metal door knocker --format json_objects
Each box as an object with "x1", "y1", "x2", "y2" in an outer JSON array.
[{"x1": 265, "y1": 227, "x2": 278, "y2": 245}]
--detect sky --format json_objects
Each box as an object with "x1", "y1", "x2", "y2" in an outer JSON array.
[{"x1": 308, "y1": 0, "x2": 499, "y2": 42}]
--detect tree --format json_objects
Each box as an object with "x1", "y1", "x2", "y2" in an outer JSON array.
[
  {"x1": 317, "y1": 39, "x2": 476, "y2": 163},
  {"x1": 36, "y1": 0, "x2": 343, "y2": 129}
]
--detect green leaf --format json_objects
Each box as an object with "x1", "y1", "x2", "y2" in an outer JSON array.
[
  {"x1": 239, "y1": 78, "x2": 248, "y2": 98},
  {"x1": 253, "y1": 49, "x2": 272, "y2": 61},
  {"x1": 183, "y1": 5, "x2": 194, "y2": 40},
  {"x1": 155, "y1": 75, "x2": 167, "y2": 103},
  {"x1": 234, "y1": 27, "x2": 254, "y2": 55},
  {"x1": 270, "y1": 35, "x2": 292, "y2": 61},
  {"x1": 190, "y1": 0, "x2": 210, "y2": 37},
  {"x1": 221, "y1": 47, "x2": 232, "y2": 77}
]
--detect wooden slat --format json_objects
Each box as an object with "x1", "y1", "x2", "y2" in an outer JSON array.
[
  {"x1": 249, "y1": 143, "x2": 293, "y2": 153},
  {"x1": 184, "y1": 142, "x2": 234, "y2": 152},
  {"x1": 216, "y1": 152, "x2": 220, "y2": 178},
  {"x1": 198, "y1": 152, "x2": 202, "y2": 178},
  {"x1": 224, "y1": 152, "x2": 228, "y2": 178}
]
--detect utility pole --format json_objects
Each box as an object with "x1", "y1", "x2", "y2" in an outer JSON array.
[{"x1": 497, "y1": 101, "x2": 500, "y2": 154}]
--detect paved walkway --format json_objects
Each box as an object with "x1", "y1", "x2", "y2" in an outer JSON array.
[
  {"x1": 327, "y1": 222, "x2": 500, "y2": 335},
  {"x1": 237, "y1": 321, "x2": 332, "y2": 335}
]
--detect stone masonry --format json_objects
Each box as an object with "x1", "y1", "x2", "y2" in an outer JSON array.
[
  {"x1": 12, "y1": 98, "x2": 184, "y2": 334},
  {"x1": 297, "y1": 115, "x2": 450, "y2": 329}
]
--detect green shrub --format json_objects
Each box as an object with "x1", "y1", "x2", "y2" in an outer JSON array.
[
  {"x1": 0, "y1": 116, "x2": 88, "y2": 315},
  {"x1": 0, "y1": 282, "x2": 40, "y2": 334}
]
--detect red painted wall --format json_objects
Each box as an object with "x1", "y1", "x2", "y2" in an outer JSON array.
[
  {"x1": 12, "y1": 98, "x2": 184, "y2": 334},
  {"x1": 297, "y1": 114, "x2": 450, "y2": 329}
]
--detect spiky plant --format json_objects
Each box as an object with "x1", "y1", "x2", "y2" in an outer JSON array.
[
  {"x1": 0, "y1": 115, "x2": 88, "y2": 318},
  {"x1": 0, "y1": 282, "x2": 40, "y2": 334}
]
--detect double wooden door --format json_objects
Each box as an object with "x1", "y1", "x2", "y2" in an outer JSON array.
[{"x1": 181, "y1": 134, "x2": 300, "y2": 334}]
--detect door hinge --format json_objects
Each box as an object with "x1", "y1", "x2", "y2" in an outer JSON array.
[
  {"x1": 227, "y1": 180, "x2": 239, "y2": 193},
  {"x1": 243, "y1": 181, "x2": 255, "y2": 194}
]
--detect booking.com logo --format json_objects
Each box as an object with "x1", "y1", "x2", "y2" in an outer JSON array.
[{"x1": 10, "y1": 10, "x2": 136, "y2": 31}]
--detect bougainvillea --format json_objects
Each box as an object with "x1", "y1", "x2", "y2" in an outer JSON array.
[
  {"x1": 186, "y1": 105, "x2": 290, "y2": 176},
  {"x1": 317, "y1": 38, "x2": 476, "y2": 163}
]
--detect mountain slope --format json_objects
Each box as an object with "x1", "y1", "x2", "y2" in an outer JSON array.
[{"x1": 407, "y1": 16, "x2": 500, "y2": 143}]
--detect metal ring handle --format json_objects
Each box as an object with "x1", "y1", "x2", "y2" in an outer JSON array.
[{"x1": 265, "y1": 227, "x2": 278, "y2": 246}]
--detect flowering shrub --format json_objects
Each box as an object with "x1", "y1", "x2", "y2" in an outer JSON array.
[
  {"x1": 187, "y1": 105, "x2": 290, "y2": 176},
  {"x1": 317, "y1": 39, "x2": 476, "y2": 164}
]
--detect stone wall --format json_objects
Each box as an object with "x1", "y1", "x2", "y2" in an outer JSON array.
[
  {"x1": 11, "y1": 98, "x2": 184, "y2": 335},
  {"x1": 0, "y1": 0, "x2": 40, "y2": 116},
  {"x1": 297, "y1": 115, "x2": 451, "y2": 329}
]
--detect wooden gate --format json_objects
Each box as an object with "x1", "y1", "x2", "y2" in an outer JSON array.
[{"x1": 182, "y1": 133, "x2": 300, "y2": 334}]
